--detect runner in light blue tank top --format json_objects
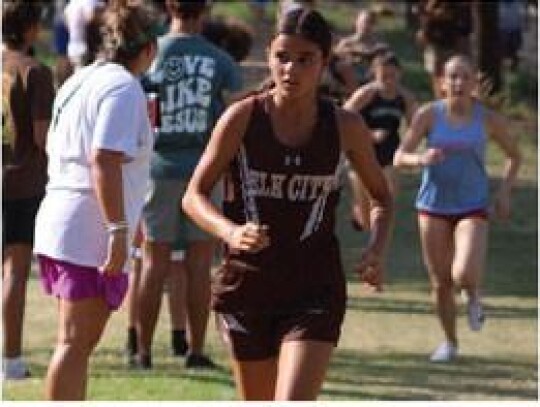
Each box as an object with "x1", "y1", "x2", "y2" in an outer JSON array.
[
  {"x1": 394, "y1": 55, "x2": 521, "y2": 364},
  {"x1": 416, "y1": 99, "x2": 488, "y2": 214}
]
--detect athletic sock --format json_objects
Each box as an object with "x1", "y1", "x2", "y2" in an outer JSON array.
[
  {"x1": 127, "y1": 326, "x2": 137, "y2": 355},
  {"x1": 171, "y1": 329, "x2": 188, "y2": 356}
]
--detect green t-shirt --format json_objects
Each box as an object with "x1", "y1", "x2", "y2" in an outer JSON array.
[{"x1": 145, "y1": 34, "x2": 242, "y2": 179}]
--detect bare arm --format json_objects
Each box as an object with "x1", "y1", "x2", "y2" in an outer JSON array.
[
  {"x1": 90, "y1": 148, "x2": 127, "y2": 274},
  {"x1": 343, "y1": 84, "x2": 375, "y2": 113},
  {"x1": 33, "y1": 119, "x2": 50, "y2": 150},
  {"x1": 393, "y1": 103, "x2": 444, "y2": 168},
  {"x1": 400, "y1": 86, "x2": 419, "y2": 126},
  {"x1": 333, "y1": 58, "x2": 359, "y2": 97},
  {"x1": 343, "y1": 85, "x2": 382, "y2": 142},
  {"x1": 338, "y1": 108, "x2": 393, "y2": 276},
  {"x1": 334, "y1": 37, "x2": 351, "y2": 57},
  {"x1": 485, "y1": 109, "x2": 522, "y2": 220},
  {"x1": 182, "y1": 98, "x2": 269, "y2": 252}
]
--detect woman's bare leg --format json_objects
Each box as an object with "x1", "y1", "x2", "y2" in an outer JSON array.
[
  {"x1": 168, "y1": 258, "x2": 188, "y2": 355},
  {"x1": 418, "y1": 215, "x2": 457, "y2": 345},
  {"x1": 231, "y1": 357, "x2": 278, "y2": 400},
  {"x1": 184, "y1": 240, "x2": 214, "y2": 356},
  {"x1": 2, "y1": 244, "x2": 32, "y2": 359},
  {"x1": 348, "y1": 169, "x2": 371, "y2": 230},
  {"x1": 137, "y1": 241, "x2": 171, "y2": 360},
  {"x1": 275, "y1": 340, "x2": 334, "y2": 400},
  {"x1": 126, "y1": 257, "x2": 141, "y2": 330},
  {"x1": 452, "y1": 217, "x2": 488, "y2": 296},
  {"x1": 45, "y1": 297, "x2": 110, "y2": 400}
]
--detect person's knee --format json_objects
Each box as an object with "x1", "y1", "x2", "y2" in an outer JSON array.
[
  {"x1": 57, "y1": 318, "x2": 106, "y2": 355},
  {"x1": 185, "y1": 243, "x2": 214, "y2": 274},
  {"x1": 56, "y1": 333, "x2": 100, "y2": 358},
  {"x1": 3, "y1": 249, "x2": 32, "y2": 277},
  {"x1": 452, "y1": 268, "x2": 477, "y2": 289},
  {"x1": 2, "y1": 268, "x2": 30, "y2": 289},
  {"x1": 431, "y1": 279, "x2": 453, "y2": 297},
  {"x1": 142, "y1": 244, "x2": 172, "y2": 278}
]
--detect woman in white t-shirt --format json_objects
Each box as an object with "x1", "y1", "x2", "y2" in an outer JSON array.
[{"x1": 33, "y1": 1, "x2": 159, "y2": 400}]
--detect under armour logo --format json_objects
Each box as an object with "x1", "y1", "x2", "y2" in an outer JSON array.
[
  {"x1": 285, "y1": 155, "x2": 302, "y2": 166},
  {"x1": 221, "y1": 314, "x2": 248, "y2": 333}
]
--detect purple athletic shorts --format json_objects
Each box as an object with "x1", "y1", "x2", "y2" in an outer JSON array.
[{"x1": 37, "y1": 255, "x2": 128, "y2": 311}]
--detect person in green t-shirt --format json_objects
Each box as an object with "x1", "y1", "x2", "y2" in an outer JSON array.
[{"x1": 134, "y1": 0, "x2": 243, "y2": 370}]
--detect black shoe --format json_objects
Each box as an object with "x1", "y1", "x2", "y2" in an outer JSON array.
[
  {"x1": 185, "y1": 353, "x2": 217, "y2": 369},
  {"x1": 171, "y1": 329, "x2": 188, "y2": 357}
]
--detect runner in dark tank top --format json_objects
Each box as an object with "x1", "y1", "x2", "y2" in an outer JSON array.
[
  {"x1": 183, "y1": 8, "x2": 393, "y2": 401},
  {"x1": 359, "y1": 90, "x2": 406, "y2": 166},
  {"x1": 218, "y1": 92, "x2": 345, "y2": 313},
  {"x1": 344, "y1": 52, "x2": 416, "y2": 236}
]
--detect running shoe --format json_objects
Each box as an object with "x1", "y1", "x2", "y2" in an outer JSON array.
[
  {"x1": 185, "y1": 353, "x2": 217, "y2": 369},
  {"x1": 430, "y1": 341, "x2": 458, "y2": 362},
  {"x1": 462, "y1": 291, "x2": 485, "y2": 331},
  {"x1": 2, "y1": 357, "x2": 31, "y2": 380}
]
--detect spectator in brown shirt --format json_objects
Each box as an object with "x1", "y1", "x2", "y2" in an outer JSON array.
[{"x1": 2, "y1": 0, "x2": 55, "y2": 380}]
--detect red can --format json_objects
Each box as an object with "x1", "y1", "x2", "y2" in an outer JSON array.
[{"x1": 146, "y1": 92, "x2": 161, "y2": 130}]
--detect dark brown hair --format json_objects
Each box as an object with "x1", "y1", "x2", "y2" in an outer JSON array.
[
  {"x1": 166, "y1": 0, "x2": 209, "y2": 19},
  {"x1": 372, "y1": 51, "x2": 401, "y2": 70},
  {"x1": 2, "y1": 1, "x2": 42, "y2": 49},
  {"x1": 100, "y1": 1, "x2": 160, "y2": 65},
  {"x1": 276, "y1": 7, "x2": 332, "y2": 58},
  {"x1": 202, "y1": 17, "x2": 253, "y2": 62}
]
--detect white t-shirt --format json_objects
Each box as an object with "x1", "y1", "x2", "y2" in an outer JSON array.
[
  {"x1": 64, "y1": 0, "x2": 102, "y2": 61},
  {"x1": 34, "y1": 61, "x2": 153, "y2": 271},
  {"x1": 280, "y1": 0, "x2": 307, "y2": 16}
]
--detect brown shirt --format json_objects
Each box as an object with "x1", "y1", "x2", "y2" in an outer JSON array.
[
  {"x1": 2, "y1": 49, "x2": 54, "y2": 199},
  {"x1": 213, "y1": 93, "x2": 346, "y2": 313}
]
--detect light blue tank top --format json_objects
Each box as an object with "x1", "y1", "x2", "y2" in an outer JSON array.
[{"x1": 415, "y1": 100, "x2": 489, "y2": 214}]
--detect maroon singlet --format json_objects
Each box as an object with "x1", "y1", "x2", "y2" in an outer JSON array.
[{"x1": 213, "y1": 93, "x2": 347, "y2": 315}]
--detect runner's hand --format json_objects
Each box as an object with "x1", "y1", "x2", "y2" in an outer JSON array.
[
  {"x1": 420, "y1": 148, "x2": 445, "y2": 166},
  {"x1": 356, "y1": 247, "x2": 384, "y2": 292},
  {"x1": 226, "y1": 222, "x2": 270, "y2": 253}
]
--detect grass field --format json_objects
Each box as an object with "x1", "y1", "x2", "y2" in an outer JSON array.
[
  {"x1": 3, "y1": 0, "x2": 538, "y2": 402},
  {"x1": 3, "y1": 169, "x2": 537, "y2": 401}
]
